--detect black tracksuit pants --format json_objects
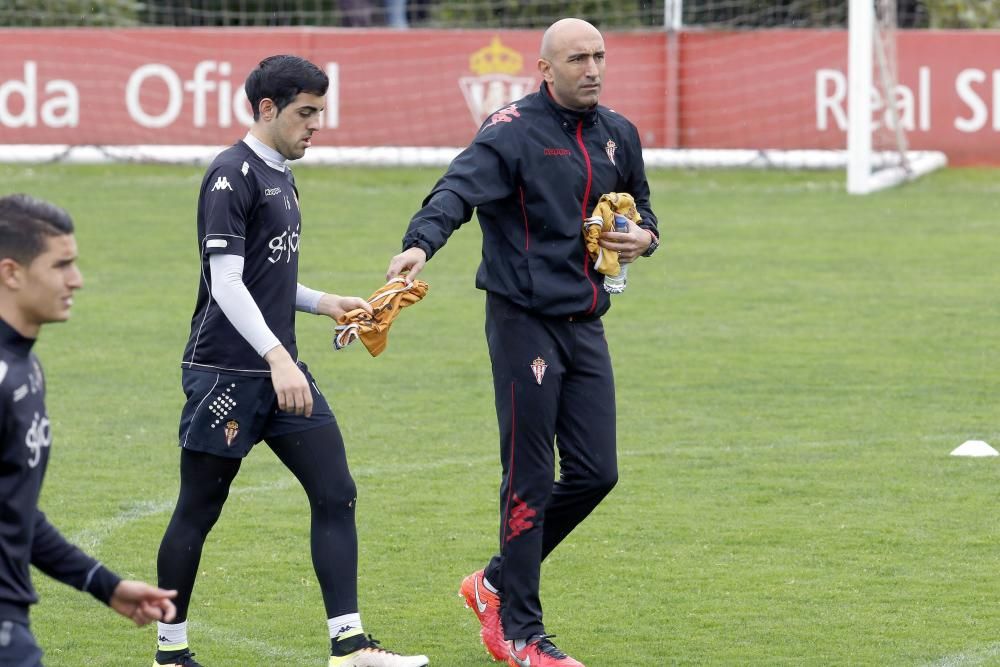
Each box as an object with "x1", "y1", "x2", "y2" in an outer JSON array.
[{"x1": 482, "y1": 293, "x2": 619, "y2": 640}]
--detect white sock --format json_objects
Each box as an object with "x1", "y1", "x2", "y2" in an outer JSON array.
[
  {"x1": 329, "y1": 612, "x2": 363, "y2": 640},
  {"x1": 482, "y1": 575, "x2": 499, "y2": 594},
  {"x1": 157, "y1": 620, "x2": 188, "y2": 650}
]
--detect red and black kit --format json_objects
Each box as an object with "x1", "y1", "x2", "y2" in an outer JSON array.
[{"x1": 402, "y1": 82, "x2": 659, "y2": 640}]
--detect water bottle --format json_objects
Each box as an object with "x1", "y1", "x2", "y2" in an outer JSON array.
[{"x1": 603, "y1": 214, "x2": 629, "y2": 294}]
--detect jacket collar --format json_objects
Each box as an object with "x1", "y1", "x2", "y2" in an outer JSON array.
[
  {"x1": 539, "y1": 82, "x2": 600, "y2": 130},
  {"x1": 0, "y1": 317, "x2": 35, "y2": 358}
]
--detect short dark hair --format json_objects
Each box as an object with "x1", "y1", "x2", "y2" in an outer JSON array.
[
  {"x1": 245, "y1": 55, "x2": 329, "y2": 121},
  {"x1": 0, "y1": 194, "x2": 75, "y2": 265}
]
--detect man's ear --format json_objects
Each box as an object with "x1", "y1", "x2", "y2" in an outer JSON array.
[
  {"x1": 259, "y1": 98, "x2": 276, "y2": 122},
  {"x1": 0, "y1": 258, "x2": 25, "y2": 291},
  {"x1": 537, "y1": 58, "x2": 552, "y2": 81}
]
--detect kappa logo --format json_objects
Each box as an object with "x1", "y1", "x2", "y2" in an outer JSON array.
[
  {"x1": 264, "y1": 186, "x2": 282, "y2": 196},
  {"x1": 483, "y1": 103, "x2": 520, "y2": 129},
  {"x1": 505, "y1": 494, "x2": 536, "y2": 542},
  {"x1": 211, "y1": 176, "x2": 233, "y2": 192}
]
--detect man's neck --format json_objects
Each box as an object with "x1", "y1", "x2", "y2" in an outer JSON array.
[
  {"x1": 244, "y1": 130, "x2": 287, "y2": 172},
  {"x1": 0, "y1": 301, "x2": 39, "y2": 339}
]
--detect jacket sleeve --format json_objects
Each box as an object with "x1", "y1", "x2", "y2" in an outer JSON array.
[
  {"x1": 624, "y1": 123, "x2": 659, "y2": 240},
  {"x1": 31, "y1": 509, "x2": 121, "y2": 605},
  {"x1": 402, "y1": 137, "x2": 515, "y2": 260}
]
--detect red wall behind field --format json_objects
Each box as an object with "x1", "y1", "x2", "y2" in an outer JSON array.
[{"x1": 0, "y1": 27, "x2": 998, "y2": 165}]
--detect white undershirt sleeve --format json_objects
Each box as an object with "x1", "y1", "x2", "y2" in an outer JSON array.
[
  {"x1": 296, "y1": 283, "x2": 325, "y2": 314},
  {"x1": 209, "y1": 253, "x2": 282, "y2": 358}
]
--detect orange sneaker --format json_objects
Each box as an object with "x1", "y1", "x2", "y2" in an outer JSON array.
[
  {"x1": 459, "y1": 569, "x2": 507, "y2": 661},
  {"x1": 507, "y1": 636, "x2": 584, "y2": 667}
]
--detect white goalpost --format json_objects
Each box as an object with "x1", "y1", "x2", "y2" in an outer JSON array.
[{"x1": 847, "y1": 0, "x2": 946, "y2": 194}]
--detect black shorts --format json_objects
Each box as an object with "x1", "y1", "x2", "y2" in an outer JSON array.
[
  {"x1": 178, "y1": 362, "x2": 335, "y2": 459},
  {"x1": 0, "y1": 620, "x2": 43, "y2": 667}
]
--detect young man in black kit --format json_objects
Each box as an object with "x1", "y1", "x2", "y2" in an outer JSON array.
[
  {"x1": 154, "y1": 55, "x2": 428, "y2": 667},
  {"x1": 0, "y1": 193, "x2": 178, "y2": 667}
]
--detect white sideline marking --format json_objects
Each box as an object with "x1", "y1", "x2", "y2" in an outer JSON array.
[{"x1": 926, "y1": 644, "x2": 1000, "y2": 667}]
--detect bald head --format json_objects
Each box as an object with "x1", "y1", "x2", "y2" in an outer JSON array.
[
  {"x1": 538, "y1": 18, "x2": 606, "y2": 111},
  {"x1": 540, "y1": 18, "x2": 603, "y2": 60}
]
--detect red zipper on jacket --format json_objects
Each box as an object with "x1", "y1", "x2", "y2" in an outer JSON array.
[{"x1": 575, "y1": 120, "x2": 598, "y2": 314}]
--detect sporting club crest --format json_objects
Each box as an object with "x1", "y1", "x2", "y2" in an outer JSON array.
[
  {"x1": 224, "y1": 419, "x2": 239, "y2": 446},
  {"x1": 459, "y1": 36, "x2": 536, "y2": 127},
  {"x1": 530, "y1": 356, "x2": 547, "y2": 385},
  {"x1": 605, "y1": 139, "x2": 617, "y2": 165}
]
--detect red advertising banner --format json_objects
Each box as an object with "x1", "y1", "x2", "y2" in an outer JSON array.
[{"x1": 0, "y1": 27, "x2": 998, "y2": 165}]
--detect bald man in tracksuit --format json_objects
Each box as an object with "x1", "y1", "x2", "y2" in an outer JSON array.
[{"x1": 385, "y1": 18, "x2": 660, "y2": 667}]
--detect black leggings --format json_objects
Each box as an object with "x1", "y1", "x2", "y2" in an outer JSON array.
[{"x1": 157, "y1": 423, "x2": 358, "y2": 622}]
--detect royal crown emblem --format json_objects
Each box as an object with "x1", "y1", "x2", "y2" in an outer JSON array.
[
  {"x1": 224, "y1": 419, "x2": 239, "y2": 446},
  {"x1": 605, "y1": 139, "x2": 617, "y2": 165},
  {"x1": 459, "y1": 36, "x2": 536, "y2": 127},
  {"x1": 530, "y1": 357, "x2": 548, "y2": 385}
]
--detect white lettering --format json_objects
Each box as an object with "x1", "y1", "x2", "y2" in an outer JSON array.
[
  {"x1": 25, "y1": 412, "x2": 52, "y2": 469},
  {"x1": 955, "y1": 68, "x2": 988, "y2": 133},
  {"x1": 0, "y1": 63, "x2": 78, "y2": 129},
  {"x1": 123, "y1": 60, "x2": 335, "y2": 131},
  {"x1": 919, "y1": 67, "x2": 930, "y2": 131},
  {"x1": 267, "y1": 225, "x2": 300, "y2": 264},
  {"x1": 325, "y1": 63, "x2": 339, "y2": 129},
  {"x1": 816, "y1": 69, "x2": 847, "y2": 131},
  {"x1": 126, "y1": 64, "x2": 183, "y2": 129},
  {"x1": 816, "y1": 68, "x2": 929, "y2": 134},
  {"x1": 0, "y1": 61, "x2": 37, "y2": 128},
  {"x1": 994, "y1": 70, "x2": 1000, "y2": 131},
  {"x1": 184, "y1": 60, "x2": 218, "y2": 128},
  {"x1": 40, "y1": 79, "x2": 78, "y2": 128},
  {"x1": 218, "y1": 61, "x2": 232, "y2": 127}
]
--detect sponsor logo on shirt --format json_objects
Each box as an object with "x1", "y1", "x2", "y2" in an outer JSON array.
[
  {"x1": 543, "y1": 148, "x2": 571, "y2": 157},
  {"x1": 211, "y1": 176, "x2": 233, "y2": 192},
  {"x1": 264, "y1": 187, "x2": 282, "y2": 196},
  {"x1": 268, "y1": 224, "x2": 300, "y2": 264},
  {"x1": 25, "y1": 411, "x2": 51, "y2": 468}
]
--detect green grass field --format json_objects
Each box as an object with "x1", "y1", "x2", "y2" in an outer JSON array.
[{"x1": 2, "y1": 163, "x2": 998, "y2": 666}]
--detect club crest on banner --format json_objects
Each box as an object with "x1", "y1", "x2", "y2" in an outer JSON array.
[
  {"x1": 530, "y1": 356, "x2": 547, "y2": 385},
  {"x1": 459, "y1": 36, "x2": 536, "y2": 127}
]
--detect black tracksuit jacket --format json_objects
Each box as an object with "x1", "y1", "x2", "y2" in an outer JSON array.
[
  {"x1": 403, "y1": 82, "x2": 659, "y2": 320},
  {"x1": 0, "y1": 318, "x2": 120, "y2": 624}
]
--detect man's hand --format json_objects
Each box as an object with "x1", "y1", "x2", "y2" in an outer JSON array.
[
  {"x1": 109, "y1": 581, "x2": 177, "y2": 626},
  {"x1": 316, "y1": 294, "x2": 373, "y2": 321},
  {"x1": 264, "y1": 345, "x2": 313, "y2": 417},
  {"x1": 386, "y1": 247, "x2": 428, "y2": 283},
  {"x1": 599, "y1": 220, "x2": 655, "y2": 264}
]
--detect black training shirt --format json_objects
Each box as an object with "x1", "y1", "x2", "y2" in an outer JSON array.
[
  {"x1": 0, "y1": 318, "x2": 120, "y2": 622},
  {"x1": 182, "y1": 141, "x2": 302, "y2": 375}
]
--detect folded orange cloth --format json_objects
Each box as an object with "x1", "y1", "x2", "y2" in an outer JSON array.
[
  {"x1": 334, "y1": 277, "x2": 429, "y2": 357},
  {"x1": 582, "y1": 192, "x2": 642, "y2": 276}
]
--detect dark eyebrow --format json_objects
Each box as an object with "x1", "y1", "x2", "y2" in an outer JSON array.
[{"x1": 53, "y1": 257, "x2": 76, "y2": 268}]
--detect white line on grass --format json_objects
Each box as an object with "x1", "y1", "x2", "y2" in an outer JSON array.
[{"x1": 926, "y1": 643, "x2": 1000, "y2": 667}]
